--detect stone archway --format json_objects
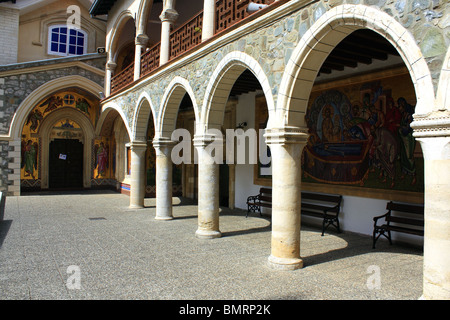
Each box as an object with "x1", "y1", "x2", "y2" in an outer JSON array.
[{"x1": 277, "y1": 4, "x2": 435, "y2": 128}]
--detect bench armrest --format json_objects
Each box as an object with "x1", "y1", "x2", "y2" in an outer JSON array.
[
  {"x1": 373, "y1": 211, "x2": 389, "y2": 223},
  {"x1": 246, "y1": 195, "x2": 260, "y2": 203}
]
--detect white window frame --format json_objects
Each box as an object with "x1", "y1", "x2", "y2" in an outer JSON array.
[{"x1": 48, "y1": 24, "x2": 88, "y2": 57}]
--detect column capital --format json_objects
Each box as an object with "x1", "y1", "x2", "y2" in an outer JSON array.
[
  {"x1": 411, "y1": 111, "x2": 450, "y2": 139},
  {"x1": 193, "y1": 132, "x2": 224, "y2": 148},
  {"x1": 152, "y1": 137, "x2": 176, "y2": 149},
  {"x1": 130, "y1": 140, "x2": 148, "y2": 153},
  {"x1": 159, "y1": 8, "x2": 179, "y2": 23},
  {"x1": 135, "y1": 33, "x2": 149, "y2": 46},
  {"x1": 106, "y1": 61, "x2": 117, "y2": 71},
  {"x1": 264, "y1": 126, "x2": 308, "y2": 146}
]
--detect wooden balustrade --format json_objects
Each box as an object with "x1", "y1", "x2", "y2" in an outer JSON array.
[
  {"x1": 110, "y1": 0, "x2": 279, "y2": 95},
  {"x1": 111, "y1": 62, "x2": 134, "y2": 94},
  {"x1": 215, "y1": 0, "x2": 276, "y2": 33},
  {"x1": 141, "y1": 43, "x2": 161, "y2": 77},
  {"x1": 170, "y1": 10, "x2": 204, "y2": 60}
]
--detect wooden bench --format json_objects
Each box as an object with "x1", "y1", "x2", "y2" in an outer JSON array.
[
  {"x1": 246, "y1": 187, "x2": 272, "y2": 218},
  {"x1": 246, "y1": 189, "x2": 343, "y2": 236},
  {"x1": 372, "y1": 201, "x2": 424, "y2": 249},
  {"x1": 301, "y1": 192, "x2": 342, "y2": 236}
]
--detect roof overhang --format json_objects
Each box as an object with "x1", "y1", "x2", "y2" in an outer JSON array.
[{"x1": 89, "y1": 0, "x2": 117, "y2": 16}]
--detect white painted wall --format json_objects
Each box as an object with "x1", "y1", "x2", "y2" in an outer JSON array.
[{"x1": 232, "y1": 90, "x2": 423, "y2": 247}]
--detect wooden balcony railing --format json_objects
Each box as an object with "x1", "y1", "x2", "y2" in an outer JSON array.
[
  {"x1": 215, "y1": 0, "x2": 276, "y2": 33},
  {"x1": 110, "y1": 0, "x2": 279, "y2": 95},
  {"x1": 111, "y1": 61, "x2": 134, "y2": 94},
  {"x1": 170, "y1": 10, "x2": 204, "y2": 60},
  {"x1": 141, "y1": 43, "x2": 161, "y2": 77}
]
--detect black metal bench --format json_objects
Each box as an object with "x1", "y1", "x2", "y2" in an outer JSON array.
[
  {"x1": 246, "y1": 189, "x2": 343, "y2": 236},
  {"x1": 246, "y1": 187, "x2": 272, "y2": 218},
  {"x1": 372, "y1": 201, "x2": 424, "y2": 248},
  {"x1": 301, "y1": 192, "x2": 343, "y2": 236}
]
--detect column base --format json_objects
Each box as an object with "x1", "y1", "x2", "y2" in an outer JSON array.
[
  {"x1": 195, "y1": 229, "x2": 222, "y2": 239},
  {"x1": 129, "y1": 204, "x2": 144, "y2": 209},
  {"x1": 267, "y1": 255, "x2": 303, "y2": 271},
  {"x1": 155, "y1": 215, "x2": 173, "y2": 221}
]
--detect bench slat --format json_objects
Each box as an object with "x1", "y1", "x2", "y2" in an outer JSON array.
[
  {"x1": 386, "y1": 216, "x2": 423, "y2": 227},
  {"x1": 302, "y1": 192, "x2": 342, "y2": 204},
  {"x1": 302, "y1": 202, "x2": 338, "y2": 212},
  {"x1": 387, "y1": 202, "x2": 424, "y2": 215},
  {"x1": 380, "y1": 224, "x2": 424, "y2": 236}
]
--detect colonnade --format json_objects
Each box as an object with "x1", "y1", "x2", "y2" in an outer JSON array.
[{"x1": 104, "y1": 0, "x2": 217, "y2": 97}]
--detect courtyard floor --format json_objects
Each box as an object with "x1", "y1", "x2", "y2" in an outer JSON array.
[{"x1": 0, "y1": 190, "x2": 423, "y2": 301}]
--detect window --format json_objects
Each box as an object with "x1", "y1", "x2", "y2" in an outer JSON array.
[{"x1": 48, "y1": 25, "x2": 87, "y2": 56}]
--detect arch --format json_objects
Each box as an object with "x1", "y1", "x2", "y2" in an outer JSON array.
[
  {"x1": 158, "y1": 76, "x2": 200, "y2": 138},
  {"x1": 277, "y1": 4, "x2": 435, "y2": 128},
  {"x1": 95, "y1": 102, "x2": 132, "y2": 139},
  {"x1": 133, "y1": 92, "x2": 157, "y2": 141},
  {"x1": 8, "y1": 76, "x2": 103, "y2": 141},
  {"x1": 37, "y1": 107, "x2": 95, "y2": 189},
  {"x1": 201, "y1": 51, "x2": 275, "y2": 134},
  {"x1": 136, "y1": 0, "x2": 155, "y2": 34},
  {"x1": 106, "y1": 10, "x2": 135, "y2": 61},
  {"x1": 436, "y1": 46, "x2": 450, "y2": 112}
]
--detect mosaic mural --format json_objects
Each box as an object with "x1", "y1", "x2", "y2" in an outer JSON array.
[
  {"x1": 256, "y1": 71, "x2": 424, "y2": 195},
  {"x1": 20, "y1": 89, "x2": 102, "y2": 188}
]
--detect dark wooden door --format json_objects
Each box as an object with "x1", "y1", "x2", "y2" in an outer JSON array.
[{"x1": 49, "y1": 139, "x2": 83, "y2": 189}]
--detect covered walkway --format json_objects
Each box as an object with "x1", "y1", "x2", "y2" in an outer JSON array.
[{"x1": 0, "y1": 191, "x2": 422, "y2": 300}]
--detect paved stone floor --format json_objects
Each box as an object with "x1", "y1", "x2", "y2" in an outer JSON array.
[{"x1": 0, "y1": 190, "x2": 423, "y2": 300}]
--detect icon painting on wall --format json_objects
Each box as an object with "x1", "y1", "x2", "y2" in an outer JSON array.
[{"x1": 255, "y1": 70, "x2": 423, "y2": 196}]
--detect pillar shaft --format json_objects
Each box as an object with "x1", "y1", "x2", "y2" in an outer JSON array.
[
  {"x1": 202, "y1": 0, "x2": 215, "y2": 41},
  {"x1": 153, "y1": 138, "x2": 175, "y2": 220},
  {"x1": 193, "y1": 135, "x2": 221, "y2": 239},
  {"x1": 414, "y1": 134, "x2": 450, "y2": 299},
  {"x1": 159, "y1": 8, "x2": 178, "y2": 65},
  {"x1": 134, "y1": 34, "x2": 148, "y2": 80},
  {"x1": 105, "y1": 61, "x2": 116, "y2": 97},
  {"x1": 265, "y1": 127, "x2": 308, "y2": 270},
  {"x1": 129, "y1": 141, "x2": 147, "y2": 209}
]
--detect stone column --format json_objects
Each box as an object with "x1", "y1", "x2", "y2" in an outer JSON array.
[
  {"x1": 159, "y1": 5, "x2": 178, "y2": 65},
  {"x1": 264, "y1": 127, "x2": 308, "y2": 270},
  {"x1": 202, "y1": 0, "x2": 215, "y2": 41},
  {"x1": 153, "y1": 138, "x2": 175, "y2": 220},
  {"x1": 412, "y1": 115, "x2": 450, "y2": 300},
  {"x1": 105, "y1": 60, "x2": 117, "y2": 97},
  {"x1": 193, "y1": 134, "x2": 222, "y2": 239},
  {"x1": 134, "y1": 33, "x2": 149, "y2": 81},
  {"x1": 129, "y1": 141, "x2": 147, "y2": 209}
]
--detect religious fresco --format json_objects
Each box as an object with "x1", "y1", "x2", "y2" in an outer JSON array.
[
  {"x1": 254, "y1": 70, "x2": 423, "y2": 196},
  {"x1": 303, "y1": 72, "x2": 423, "y2": 193},
  {"x1": 93, "y1": 137, "x2": 114, "y2": 180}
]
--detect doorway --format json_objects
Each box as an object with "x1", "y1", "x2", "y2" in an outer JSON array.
[{"x1": 49, "y1": 139, "x2": 84, "y2": 189}]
